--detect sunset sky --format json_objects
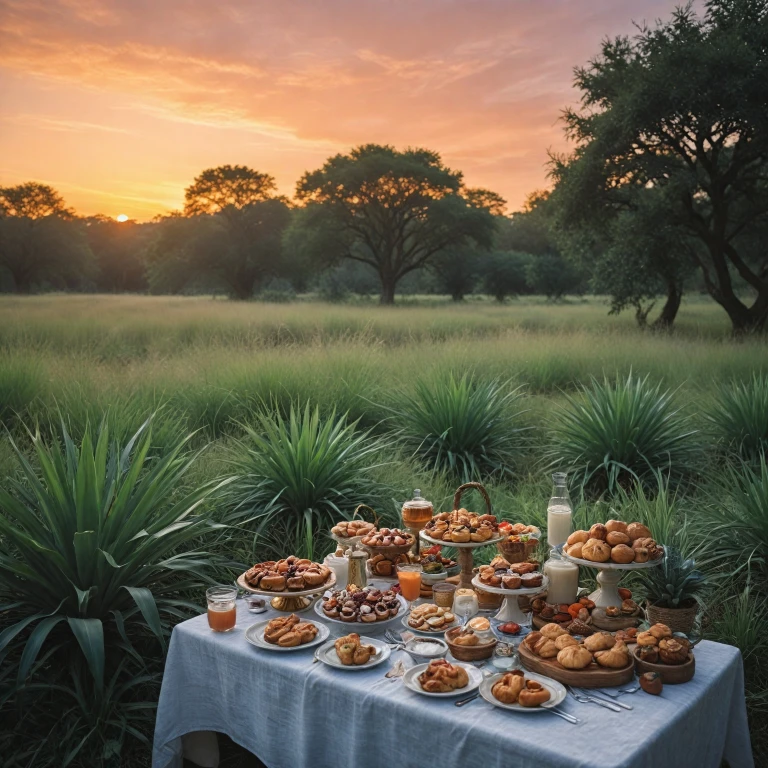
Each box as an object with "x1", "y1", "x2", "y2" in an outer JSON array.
[{"x1": 0, "y1": 0, "x2": 679, "y2": 220}]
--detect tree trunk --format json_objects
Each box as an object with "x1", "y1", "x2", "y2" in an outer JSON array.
[
  {"x1": 379, "y1": 276, "x2": 396, "y2": 305},
  {"x1": 651, "y1": 281, "x2": 682, "y2": 330},
  {"x1": 451, "y1": 290, "x2": 465, "y2": 302}
]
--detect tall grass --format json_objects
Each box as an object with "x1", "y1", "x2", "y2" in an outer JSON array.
[{"x1": 708, "y1": 373, "x2": 768, "y2": 461}]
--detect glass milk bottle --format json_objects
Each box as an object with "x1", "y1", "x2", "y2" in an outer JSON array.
[{"x1": 546, "y1": 472, "x2": 573, "y2": 549}]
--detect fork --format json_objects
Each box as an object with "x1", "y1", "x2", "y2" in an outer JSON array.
[
  {"x1": 575, "y1": 688, "x2": 633, "y2": 710},
  {"x1": 598, "y1": 683, "x2": 641, "y2": 698},
  {"x1": 384, "y1": 630, "x2": 402, "y2": 646},
  {"x1": 567, "y1": 686, "x2": 623, "y2": 712}
]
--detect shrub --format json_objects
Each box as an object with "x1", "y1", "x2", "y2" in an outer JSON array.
[
  {"x1": 707, "y1": 373, "x2": 768, "y2": 461},
  {"x1": 390, "y1": 373, "x2": 527, "y2": 481},
  {"x1": 0, "y1": 419, "x2": 231, "y2": 766},
  {"x1": 547, "y1": 373, "x2": 697, "y2": 495},
  {"x1": 228, "y1": 404, "x2": 389, "y2": 560},
  {"x1": 257, "y1": 278, "x2": 296, "y2": 303}
]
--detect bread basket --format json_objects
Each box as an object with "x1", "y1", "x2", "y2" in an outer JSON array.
[{"x1": 444, "y1": 626, "x2": 497, "y2": 661}]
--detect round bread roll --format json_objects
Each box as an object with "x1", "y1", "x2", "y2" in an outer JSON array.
[
  {"x1": 567, "y1": 530, "x2": 589, "y2": 546},
  {"x1": 627, "y1": 522, "x2": 652, "y2": 542},
  {"x1": 610, "y1": 544, "x2": 636, "y2": 564},
  {"x1": 606, "y1": 531, "x2": 630, "y2": 546},
  {"x1": 633, "y1": 547, "x2": 650, "y2": 563},
  {"x1": 557, "y1": 644, "x2": 593, "y2": 670},
  {"x1": 566, "y1": 542, "x2": 584, "y2": 559},
  {"x1": 582, "y1": 538, "x2": 611, "y2": 563},
  {"x1": 589, "y1": 523, "x2": 608, "y2": 541},
  {"x1": 605, "y1": 519, "x2": 628, "y2": 535}
]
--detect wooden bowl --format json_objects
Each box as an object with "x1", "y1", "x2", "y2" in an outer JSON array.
[
  {"x1": 444, "y1": 626, "x2": 497, "y2": 661},
  {"x1": 633, "y1": 648, "x2": 695, "y2": 684}
]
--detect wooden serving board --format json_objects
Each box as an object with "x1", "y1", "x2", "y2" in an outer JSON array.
[
  {"x1": 590, "y1": 608, "x2": 641, "y2": 631},
  {"x1": 633, "y1": 649, "x2": 695, "y2": 684},
  {"x1": 518, "y1": 641, "x2": 635, "y2": 689}
]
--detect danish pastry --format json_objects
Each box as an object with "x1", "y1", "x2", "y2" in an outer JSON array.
[
  {"x1": 491, "y1": 670, "x2": 526, "y2": 703},
  {"x1": 518, "y1": 681, "x2": 551, "y2": 708}
]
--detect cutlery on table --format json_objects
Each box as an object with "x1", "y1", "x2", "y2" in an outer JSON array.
[
  {"x1": 575, "y1": 688, "x2": 632, "y2": 710},
  {"x1": 599, "y1": 683, "x2": 640, "y2": 698},
  {"x1": 567, "y1": 686, "x2": 623, "y2": 712}
]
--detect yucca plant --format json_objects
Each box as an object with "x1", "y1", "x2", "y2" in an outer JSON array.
[
  {"x1": 228, "y1": 404, "x2": 389, "y2": 560},
  {"x1": 707, "y1": 373, "x2": 768, "y2": 461},
  {"x1": 547, "y1": 372, "x2": 698, "y2": 496},
  {"x1": 0, "y1": 417, "x2": 231, "y2": 765},
  {"x1": 390, "y1": 373, "x2": 527, "y2": 480}
]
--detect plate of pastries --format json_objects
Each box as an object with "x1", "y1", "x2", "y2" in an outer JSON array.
[
  {"x1": 563, "y1": 520, "x2": 664, "y2": 566},
  {"x1": 241, "y1": 557, "x2": 334, "y2": 593},
  {"x1": 422, "y1": 508, "x2": 500, "y2": 545},
  {"x1": 532, "y1": 596, "x2": 596, "y2": 633},
  {"x1": 404, "y1": 603, "x2": 458, "y2": 633},
  {"x1": 331, "y1": 520, "x2": 376, "y2": 540},
  {"x1": 476, "y1": 555, "x2": 545, "y2": 591},
  {"x1": 360, "y1": 528, "x2": 414, "y2": 548},
  {"x1": 367, "y1": 552, "x2": 412, "y2": 578},
  {"x1": 634, "y1": 623, "x2": 693, "y2": 664},
  {"x1": 245, "y1": 614, "x2": 329, "y2": 652},
  {"x1": 317, "y1": 585, "x2": 404, "y2": 625},
  {"x1": 315, "y1": 633, "x2": 391, "y2": 670},
  {"x1": 480, "y1": 669, "x2": 566, "y2": 711},
  {"x1": 519, "y1": 622, "x2": 634, "y2": 686},
  {"x1": 403, "y1": 659, "x2": 484, "y2": 697}
]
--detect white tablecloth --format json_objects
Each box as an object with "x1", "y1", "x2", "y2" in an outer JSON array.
[{"x1": 152, "y1": 599, "x2": 753, "y2": 768}]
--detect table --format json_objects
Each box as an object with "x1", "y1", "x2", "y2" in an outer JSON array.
[{"x1": 152, "y1": 598, "x2": 754, "y2": 768}]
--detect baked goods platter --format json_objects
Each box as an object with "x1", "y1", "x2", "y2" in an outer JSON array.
[
  {"x1": 518, "y1": 621, "x2": 635, "y2": 688},
  {"x1": 633, "y1": 623, "x2": 696, "y2": 684},
  {"x1": 314, "y1": 633, "x2": 391, "y2": 670},
  {"x1": 402, "y1": 603, "x2": 459, "y2": 634},
  {"x1": 470, "y1": 574, "x2": 549, "y2": 624},
  {"x1": 402, "y1": 659, "x2": 484, "y2": 697},
  {"x1": 315, "y1": 585, "x2": 406, "y2": 628},
  {"x1": 480, "y1": 669, "x2": 567, "y2": 712},
  {"x1": 238, "y1": 557, "x2": 337, "y2": 612},
  {"x1": 560, "y1": 520, "x2": 665, "y2": 609},
  {"x1": 245, "y1": 614, "x2": 330, "y2": 652}
]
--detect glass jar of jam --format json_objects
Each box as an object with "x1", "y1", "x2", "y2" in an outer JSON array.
[{"x1": 401, "y1": 489, "x2": 433, "y2": 531}]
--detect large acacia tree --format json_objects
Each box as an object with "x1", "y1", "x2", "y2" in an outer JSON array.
[
  {"x1": 550, "y1": 0, "x2": 768, "y2": 332},
  {"x1": 292, "y1": 144, "x2": 498, "y2": 303}
]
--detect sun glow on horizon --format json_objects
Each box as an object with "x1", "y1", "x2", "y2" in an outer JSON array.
[{"x1": 116, "y1": 214, "x2": 129, "y2": 222}]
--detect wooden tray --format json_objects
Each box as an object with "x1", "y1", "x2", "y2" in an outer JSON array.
[
  {"x1": 633, "y1": 648, "x2": 695, "y2": 684},
  {"x1": 518, "y1": 641, "x2": 635, "y2": 689},
  {"x1": 590, "y1": 608, "x2": 641, "y2": 631}
]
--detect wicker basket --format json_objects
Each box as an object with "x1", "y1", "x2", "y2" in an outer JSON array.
[
  {"x1": 444, "y1": 626, "x2": 497, "y2": 661},
  {"x1": 645, "y1": 600, "x2": 698, "y2": 635},
  {"x1": 497, "y1": 537, "x2": 539, "y2": 564},
  {"x1": 452, "y1": 482, "x2": 493, "y2": 518}
]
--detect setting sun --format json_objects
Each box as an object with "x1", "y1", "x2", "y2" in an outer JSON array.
[{"x1": 116, "y1": 214, "x2": 129, "y2": 222}]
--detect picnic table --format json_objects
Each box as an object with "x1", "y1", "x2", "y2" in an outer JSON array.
[{"x1": 152, "y1": 595, "x2": 753, "y2": 768}]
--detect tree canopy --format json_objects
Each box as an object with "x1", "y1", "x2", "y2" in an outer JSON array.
[
  {"x1": 183, "y1": 165, "x2": 278, "y2": 217},
  {"x1": 292, "y1": 144, "x2": 499, "y2": 303},
  {"x1": 549, "y1": 0, "x2": 768, "y2": 332}
]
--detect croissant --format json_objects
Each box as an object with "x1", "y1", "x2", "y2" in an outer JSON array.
[
  {"x1": 264, "y1": 613, "x2": 300, "y2": 644},
  {"x1": 658, "y1": 638, "x2": 689, "y2": 665},
  {"x1": 582, "y1": 538, "x2": 611, "y2": 563},
  {"x1": 539, "y1": 622, "x2": 568, "y2": 640},
  {"x1": 533, "y1": 637, "x2": 559, "y2": 659},
  {"x1": 567, "y1": 530, "x2": 589, "y2": 546},
  {"x1": 491, "y1": 670, "x2": 526, "y2": 703},
  {"x1": 452, "y1": 631, "x2": 480, "y2": 647},
  {"x1": 583, "y1": 632, "x2": 616, "y2": 652},
  {"x1": 555, "y1": 634, "x2": 579, "y2": 650},
  {"x1": 557, "y1": 644, "x2": 593, "y2": 670},
  {"x1": 595, "y1": 640, "x2": 630, "y2": 668},
  {"x1": 418, "y1": 659, "x2": 469, "y2": 692},
  {"x1": 523, "y1": 631, "x2": 542, "y2": 650},
  {"x1": 566, "y1": 542, "x2": 584, "y2": 559}
]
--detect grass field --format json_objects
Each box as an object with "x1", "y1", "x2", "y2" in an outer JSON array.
[{"x1": 1, "y1": 293, "x2": 766, "y2": 766}]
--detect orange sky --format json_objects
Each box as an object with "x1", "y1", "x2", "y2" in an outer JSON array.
[{"x1": 0, "y1": 0, "x2": 678, "y2": 220}]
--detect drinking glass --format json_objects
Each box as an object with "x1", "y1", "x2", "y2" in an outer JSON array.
[
  {"x1": 453, "y1": 588, "x2": 479, "y2": 627},
  {"x1": 396, "y1": 563, "x2": 422, "y2": 613},
  {"x1": 206, "y1": 586, "x2": 238, "y2": 632}
]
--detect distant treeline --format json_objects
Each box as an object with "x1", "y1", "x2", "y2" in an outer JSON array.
[{"x1": 1, "y1": 0, "x2": 767, "y2": 332}]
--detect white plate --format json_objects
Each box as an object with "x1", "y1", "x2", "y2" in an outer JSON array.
[
  {"x1": 314, "y1": 636, "x2": 391, "y2": 670},
  {"x1": 479, "y1": 671, "x2": 566, "y2": 712},
  {"x1": 402, "y1": 662, "x2": 483, "y2": 698},
  {"x1": 420, "y1": 532, "x2": 503, "y2": 549},
  {"x1": 313, "y1": 593, "x2": 407, "y2": 627},
  {"x1": 560, "y1": 552, "x2": 664, "y2": 570},
  {"x1": 401, "y1": 614, "x2": 459, "y2": 635},
  {"x1": 470, "y1": 574, "x2": 549, "y2": 595},
  {"x1": 244, "y1": 619, "x2": 330, "y2": 652}
]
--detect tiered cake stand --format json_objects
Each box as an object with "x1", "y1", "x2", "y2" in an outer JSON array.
[
  {"x1": 561, "y1": 551, "x2": 664, "y2": 609},
  {"x1": 471, "y1": 574, "x2": 549, "y2": 624},
  {"x1": 236, "y1": 572, "x2": 337, "y2": 613}
]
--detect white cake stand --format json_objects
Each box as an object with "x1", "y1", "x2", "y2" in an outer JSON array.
[
  {"x1": 421, "y1": 532, "x2": 503, "y2": 590},
  {"x1": 470, "y1": 574, "x2": 549, "y2": 624},
  {"x1": 236, "y1": 572, "x2": 336, "y2": 613},
  {"x1": 560, "y1": 552, "x2": 664, "y2": 609}
]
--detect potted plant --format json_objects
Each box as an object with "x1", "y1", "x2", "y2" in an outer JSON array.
[{"x1": 639, "y1": 547, "x2": 707, "y2": 634}]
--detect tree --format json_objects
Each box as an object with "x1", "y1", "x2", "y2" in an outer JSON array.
[
  {"x1": 293, "y1": 144, "x2": 498, "y2": 304},
  {"x1": 480, "y1": 251, "x2": 530, "y2": 302},
  {"x1": 85, "y1": 216, "x2": 150, "y2": 292},
  {"x1": 0, "y1": 183, "x2": 91, "y2": 292},
  {"x1": 549, "y1": 0, "x2": 768, "y2": 332},
  {"x1": 430, "y1": 244, "x2": 483, "y2": 301},
  {"x1": 174, "y1": 166, "x2": 291, "y2": 298}
]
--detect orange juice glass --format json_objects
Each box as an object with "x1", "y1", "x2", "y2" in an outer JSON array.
[
  {"x1": 206, "y1": 586, "x2": 237, "y2": 632},
  {"x1": 397, "y1": 563, "x2": 423, "y2": 612}
]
